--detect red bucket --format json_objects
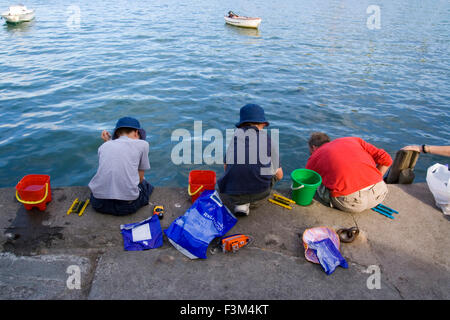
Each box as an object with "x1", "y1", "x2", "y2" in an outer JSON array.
[
  {"x1": 188, "y1": 170, "x2": 216, "y2": 203},
  {"x1": 15, "y1": 174, "x2": 52, "y2": 211}
]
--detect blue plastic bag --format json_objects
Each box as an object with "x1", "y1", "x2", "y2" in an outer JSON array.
[
  {"x1": 307, "y1": 238, "x2": 348, "y2": 275},
  {"x1": 120, "y1": 215, "x2": 163, "y2": 251},
  {"x1": 164, "y1": 190, "x2": 237, "y2": 259}
]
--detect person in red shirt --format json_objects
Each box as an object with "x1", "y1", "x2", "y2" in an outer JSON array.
[{"x1": 305, "y1": 132, "x2": 393, "y2": 213}]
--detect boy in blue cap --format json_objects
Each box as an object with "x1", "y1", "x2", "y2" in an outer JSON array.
[
  {"x1": 218, "y1": 104, "x2": 283, "y2": 216},
  {"x1": 88, "y1": 117, "x2": 154, "y2": 216}
]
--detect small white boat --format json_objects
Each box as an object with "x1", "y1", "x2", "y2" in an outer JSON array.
[
  {"x1": 1, "y1": 4, "x2": 35, "y2": 24},
  {"x1": 224, "y1": 11, "x2": 261, "y2": 29}
]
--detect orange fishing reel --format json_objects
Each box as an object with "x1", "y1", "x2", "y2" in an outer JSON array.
[{"x1": 220, "y1": 234, "x2": 251, "y2": 253}]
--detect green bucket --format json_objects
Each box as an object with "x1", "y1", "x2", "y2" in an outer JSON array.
[{"x1": 291, "y1": 169, "x2": 322, "y2": 206}]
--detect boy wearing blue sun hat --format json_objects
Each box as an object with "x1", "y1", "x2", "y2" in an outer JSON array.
[
  {"x1": 88, "y1": 117, "x2": 153, "y2": 216},
  {"x1": 218, "y1": 104, "x2": 283, "y2": 216}
]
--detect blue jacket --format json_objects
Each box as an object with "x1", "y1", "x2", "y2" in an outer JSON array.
[{"x1": 218, "y1": 126, "x2": 279, "y2": 195}]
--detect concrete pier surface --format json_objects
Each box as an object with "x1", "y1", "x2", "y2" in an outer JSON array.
[{"x1": 0, "y1": 183, "x2": 449, "y2": 300}]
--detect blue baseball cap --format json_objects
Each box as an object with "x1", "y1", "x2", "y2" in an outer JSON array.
[
  {"x1": 235, "y1": 104, "x2": 269, "y2": 128},
  {"x1": 112, "y1": 117, "x2": 147, "y2": 140}
]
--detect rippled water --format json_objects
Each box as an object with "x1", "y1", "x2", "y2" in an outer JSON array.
[{"x1": 1, "y1": 0, "x2": 449, "y2": 188}]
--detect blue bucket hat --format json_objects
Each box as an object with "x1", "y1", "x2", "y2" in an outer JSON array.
[
  {"x1": 235, "y1": 104, "x2": 269, "y2": 128},
  {"x1": 112, "y1": 117, "x2": 147, "y2": 140}
]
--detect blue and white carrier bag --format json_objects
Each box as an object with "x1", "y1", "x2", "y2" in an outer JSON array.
[{"x1": 164, "y1": 190, "x2": 237, "y2": 259}]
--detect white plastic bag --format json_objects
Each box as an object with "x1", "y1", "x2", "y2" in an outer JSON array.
[{"x1": 426, "y1": 163, "x2": 450, "y2": 215}]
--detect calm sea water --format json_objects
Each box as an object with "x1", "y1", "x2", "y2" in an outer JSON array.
[{"x1": 1, "y1": 0, "x2": 449, "y2": 189}]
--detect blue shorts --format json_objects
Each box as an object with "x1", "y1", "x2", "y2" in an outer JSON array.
[{"x1": 90, "y1": 180, "x2": 154, "y2": 216}]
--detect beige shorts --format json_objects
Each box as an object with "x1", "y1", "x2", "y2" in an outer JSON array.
[{"x1": 330, "y1": 180, "x2": 388, "y2": 213}]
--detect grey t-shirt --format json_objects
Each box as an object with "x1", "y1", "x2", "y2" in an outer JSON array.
[{"x1": 88, "y1": 136, "x2": 151, "y2": 200}]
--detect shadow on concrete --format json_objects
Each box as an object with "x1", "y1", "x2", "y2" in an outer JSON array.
[{"x1": 395, "y1": 183, "x2": 450, "y2": 221}]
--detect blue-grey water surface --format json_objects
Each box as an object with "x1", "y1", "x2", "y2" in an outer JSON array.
[{"x1": 0, "y1": 0, "x2": 449, "y2": 189}]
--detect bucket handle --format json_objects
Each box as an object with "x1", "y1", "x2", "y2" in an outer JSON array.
[
  {"x1": 291, "y1": 183, "x2": 305, "y2": 191},
  {"x1": 15, "y1": 183, "x2": 49, "y2": 205},
  {"x1": 188, "y1": 184, "x2": 204, "y2": 196}
]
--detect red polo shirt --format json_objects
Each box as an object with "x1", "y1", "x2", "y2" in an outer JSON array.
[{"x1": 306, "y1": 137, "x2": 392, "y2": 197}]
